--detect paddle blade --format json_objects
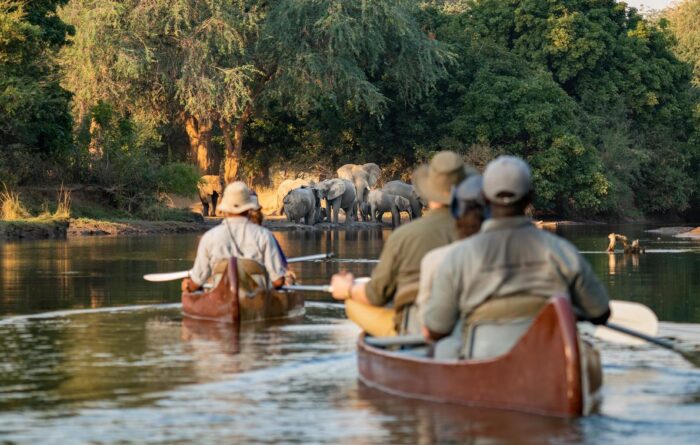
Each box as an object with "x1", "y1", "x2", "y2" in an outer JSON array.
[
  {"x1": 143, "y1": 270, "x2": 190, "y2": 282},
  {"x1": 592, "y1": 300, "x2": 659, "y2": 346}
]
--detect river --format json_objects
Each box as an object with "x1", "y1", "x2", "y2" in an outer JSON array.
[{"x1": 0, "y1": 224, "x2": 698, "y2": 444}]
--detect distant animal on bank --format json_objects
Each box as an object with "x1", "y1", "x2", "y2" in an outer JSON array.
[
  {"x1": 382, "y1": 180, "x2": 423, "y2": 219},
  {"x1": 283, "y1": 187, "x2": 322, "y2": 225},
  {"x1": 197, "y1": 175, "x2": 224, "y2": 217},
  {"x1": 367, "y1": 190, "x2": 411, "y2": 227},
  {"x1": 315, "y1": 178, "x2": 357, "y2": 224},
  {"x1": 276, "y1": 178, "x2": 311, "y2": 215}
]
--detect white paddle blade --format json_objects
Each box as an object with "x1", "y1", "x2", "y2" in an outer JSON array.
[
  {"x1": 591, "y1": 300, "x2": 659, "y2": 346},
  {"x1": 143, "y1": 270, "x2": 190, "y2": 282}
]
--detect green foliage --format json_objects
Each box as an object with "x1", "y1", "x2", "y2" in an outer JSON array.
[
  {"x1": 156, "y1": 163, "x2": 200, "y2": 196},
  {"x1": 456, "y1": 0, "x2": 697, "y2": 216},
  {"x1": 1, "y1": 0, "x2": 696, "y2": 220},
  {"x1": 0, "y1": 0, "x2": 73, "y2": 163},
  {"x1": 663, "y1": 0, "x2": 700, "y2": 87}
]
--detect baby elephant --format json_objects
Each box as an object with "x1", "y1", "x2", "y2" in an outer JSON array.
[
  {"x1": 283, "y1": 187, "x2": 321, "y2": 225},
  {"x1": 367, "y1": 190, "x2": 411, "y2": 227}
]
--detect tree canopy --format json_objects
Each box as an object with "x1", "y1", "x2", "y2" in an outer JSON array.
[
  {"x1": 0, "y1": 0, "x2": 73, "y2": 179},
  {"x1": 59, "y1": 0, "x2": 449, "y2": 182},
  {"x1": 0, "y1": 0, "x2": 697, "y2": 219}
]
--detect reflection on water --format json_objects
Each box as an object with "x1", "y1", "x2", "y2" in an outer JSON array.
[{"x1": 0, "y1": 225, "x2": 699, "y2": 443}]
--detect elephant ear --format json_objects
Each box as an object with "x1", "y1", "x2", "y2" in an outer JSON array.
[
  {"x1": 362, "y1": 163, "x2": 381, "y2": 188},
  {"x1": 394, "y1": 196, "x2": 406, "y2": 209},
  {"x1": 337, "y1": 164, "x2": 355, "y2": 181},
  {"x1": 328, "y1": 180, "x2": 346, "y2": 200}
]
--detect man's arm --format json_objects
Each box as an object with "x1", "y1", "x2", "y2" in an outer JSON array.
[
  {"x1": 571, "y1": 255, "x2": 610, "y2": 324},
  {"x1": 330, "y1": 272, "x2": 370, "y2": 304},
  {"x1": 422, "y1": 252, "x2": 462, "y2": 340},
  {"x1": 263, "y1": 231, "x2": 287, "y2": 289},
  {"x1": 186, "y1": 233, "x2": 213, "y2": 290},
  {"x1": 363, "y1": 234, "x2": 401, "y2": 306}
]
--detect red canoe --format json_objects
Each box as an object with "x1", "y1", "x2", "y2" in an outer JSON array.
[
  {"x1": 357, "y1": 296, "x2": 600, "y2": 418},
  {"x1": 182, "y1": 257, "x2": 304, "y2": 324}
]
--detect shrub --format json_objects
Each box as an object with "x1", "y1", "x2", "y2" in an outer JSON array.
[{"x1": 0, "y1": 185, "x2": 30, "y2": 220}]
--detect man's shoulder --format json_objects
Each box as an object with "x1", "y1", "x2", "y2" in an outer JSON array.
[
  {"x1": 392, "y1": 210, "x2": 452, "y2": 238},
  {"x1": 423, "y1": 241, "x2": 460, "y2": 264}
]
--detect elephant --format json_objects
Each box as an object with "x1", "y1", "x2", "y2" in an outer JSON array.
[
  {"x1": 197, "y1": 175, "x2": 224, "y2": 217},
  {"x1": 337, "y1": 163, "x2": 382, "y2": 220},
  {"x1": 276, "y1": 178, "x2": 312, "y2": 215},
  {"x1": 283, "y1": 187, "x2": 322, "y2": 225},
  {"x1": 315, "y1": 178, "x2": 357, "y2": 224},
  {"x1": 367, "y1": 190, "x2": 411, "y2": 227},
  {"x1": 362, "y1": 163, "x2": 381, "y2": 188},
  {"x1": 382, "y1": 180, "x2": 423, "y2": 219}
]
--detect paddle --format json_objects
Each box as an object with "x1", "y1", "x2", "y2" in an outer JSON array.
[
  {"x1": 143, "y1": 252, "x2": 334, "y2": 282},
  {"x1": 579, "y1": 300, "x2": 658, "y2": 346},
  {"x1": 603, "y1": 322, "x2": 700, "y2": 367}
]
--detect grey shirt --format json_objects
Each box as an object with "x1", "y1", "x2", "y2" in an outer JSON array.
[
  {"x1": 190, "y1": 217, "x2": 286, "y2": 285},
  {"x1": 423, "y1": 216, "x2": 610, "y2": 335}
]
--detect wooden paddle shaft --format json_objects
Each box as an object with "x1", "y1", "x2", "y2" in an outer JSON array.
[{"x1": 287, "y1": 253, "x2": 334, "y2": 263}]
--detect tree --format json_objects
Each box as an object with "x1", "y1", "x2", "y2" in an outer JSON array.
[
  {"x1": 60, "y1": 0, "x2": 449, "y2": 182},
  {"x1": 0, "y1": 0, "x2": 74, "y2": 183},
  {"x1": 462, "y1": 0, "x2": 697, "y2": 215},
  {"x1": 663, "y1": 0, "x2": 700, "y2": 86}
]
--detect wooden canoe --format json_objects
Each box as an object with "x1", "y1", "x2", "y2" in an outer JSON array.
[
  {"x1": 181, "y1": 257, "x2": 304, "y2": 324},
  {"x1": 357, "y1": 296, "x2": 599, "y2": 418}
]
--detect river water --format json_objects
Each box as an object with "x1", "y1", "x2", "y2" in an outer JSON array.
[{"x1": 0, "y1": 224, "x2": 698, "y2": 444}]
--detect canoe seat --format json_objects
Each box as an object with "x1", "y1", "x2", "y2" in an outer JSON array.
[
  {"x1": 237, "y1": 258, "x2": 270, "y2": 298},
  {"x1": 393, "y1": 282, "x2": 420, "y2": 335},
  {"x1": 462, "y1": 295, "x2": 548, "y2": 360},
  {"x1": 208, "y1": 258, "x2": 270, "y2": 298}
]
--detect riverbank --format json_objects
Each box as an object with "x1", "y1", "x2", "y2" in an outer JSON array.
[
  {"x1": 0, "y1": 213, "x2": 600, "y2": 241},
  {"x1": 0, "y1": 216, "x2": 215, "y2": 241},
  {"x1": 647, "y1": 226, "x2": 700, "y2": 239}
]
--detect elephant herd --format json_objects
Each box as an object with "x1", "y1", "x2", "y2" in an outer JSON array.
[{"x1": 277, "y1": 163, "x2": 425, "y2": 227}]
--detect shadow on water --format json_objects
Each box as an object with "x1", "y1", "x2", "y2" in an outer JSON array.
[{"x1": 354, "y1": 384, "x2": 582, "y2": 445}]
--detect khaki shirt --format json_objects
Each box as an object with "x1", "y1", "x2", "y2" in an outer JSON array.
[
  {"x1": 423, "y1": 216, "x2": 610, "y2": 334},
  {"x1": 190, "y1": 217, "x2": 286, "y2": 285},
  {"x1": 366, "y1": 207, "x2": 456, "y2": 306},
  {"x1": 416, "y1": 242, "x2": 459, "y2": 323}
]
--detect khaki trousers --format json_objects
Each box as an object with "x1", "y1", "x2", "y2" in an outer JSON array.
[{"x1": 345, "y1": 299, "x2": 397, "y2": 337}]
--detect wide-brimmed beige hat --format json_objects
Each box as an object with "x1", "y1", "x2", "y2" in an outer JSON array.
[
  {"x1": 217, "y1": 181, "x2": 261, "y2": 214},
  {"x1": 412, "y1": 151, "x2": 476, "y2": 205}
]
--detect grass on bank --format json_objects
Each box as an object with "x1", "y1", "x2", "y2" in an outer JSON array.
[{"x1": 1, "y1": 184, "x2": 199, "y2": 224}]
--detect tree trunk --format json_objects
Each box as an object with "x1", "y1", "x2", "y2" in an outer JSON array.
[
  {"x1": 185, "y1": 116, "x2": 215, "y2": 174},
  {"x1": 222, "y1": 105, "x2": 251, "y2": 184}
]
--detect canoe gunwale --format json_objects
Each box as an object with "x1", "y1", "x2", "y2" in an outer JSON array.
[{"x1": 357, "y1": 296, "x2": 588, "y2": 418}]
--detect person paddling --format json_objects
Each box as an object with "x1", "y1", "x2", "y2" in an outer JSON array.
[
  {"x1": 330, "y1": 151, "x2": 475, "y2": 336},
  {"x1": 181, "y1": 181, "x2": 288, "y2": 293},
  {"x1": 423, "y1": 156, "x2": 610, "y2": 366}
]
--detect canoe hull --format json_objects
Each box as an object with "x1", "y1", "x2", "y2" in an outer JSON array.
[
  {"x1": 182, "y1": 258, "x2": 304, "y2": 324},
  {"x1": 357, "y1": 296, "x2": 593, "y2": 418}
]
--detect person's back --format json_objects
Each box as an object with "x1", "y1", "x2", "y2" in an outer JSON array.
[
  {"x1": 330, "y1": 151, "x2": 474, "y2": 337},
  {"x1": 189, "y1": 217, "x2": 286, "y2": 287},
  {"x1": 364, "y1": 206, "x2": 455, "y2": 305},
  {"x1": 423, "y1": 156, "x2": 609, "y2": 360},
  {"x1": 425, "y1": 218, "x2": 608, "y2": 342},
  {"x1": 183, "y1": 182, "x2": 287, "y2": 293}
]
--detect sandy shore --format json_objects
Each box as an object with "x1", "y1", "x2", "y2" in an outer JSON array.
[{"x1": 647, "y1": 226, "x2": 700, "y2": 239}]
